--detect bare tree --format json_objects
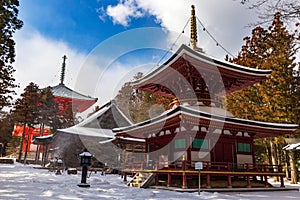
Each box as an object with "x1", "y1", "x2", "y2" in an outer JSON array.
[{"x1": 240, "y1": 0, "x2": 300, "y2": 25}]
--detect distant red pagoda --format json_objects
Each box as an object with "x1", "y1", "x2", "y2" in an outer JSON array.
[{"x1": 51, "y1": 55, "x2": 97, "y2": 113}]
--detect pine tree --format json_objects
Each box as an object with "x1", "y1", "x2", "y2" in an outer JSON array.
[
  {"x1": 38, "y1": 86, "x2": 59, "y2": 131},
  {"x1": 115, "y1": 73, "x2": 172, "y2": 123},
  {"x1": 226, "y1": 13, "x2": 298, "y2": 182},
  {"x1": 0, "y1": 0, "x2": 23, "y2": 109},
  {"x1": 35, "y1": 86, "x2": 59, "y2": 163},
  {"x1": 227, "y1": 13, "x2": 296, "y2": 122},
  {"x1": 0, "y1": 111, "x2": 15, "y2": 156},
  {"x1": 12, "y1": 82, "x2": 41, "y2": 162}
]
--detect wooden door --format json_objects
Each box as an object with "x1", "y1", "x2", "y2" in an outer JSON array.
[{"x1": 212, "y1": 142, "x2": 235, "y2": 163}]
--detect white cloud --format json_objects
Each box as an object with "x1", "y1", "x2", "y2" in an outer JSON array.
[
  {"x1": 13, "y1": 28, "x2": 92, "y2": 100},
  {"x1": 12, "y1": 27, "x2": 163, "y2": 115},
  {"x1": 12, "y1": 1, "x2": 262, "y2": 115},
  {"x1": 13, "y1": 29, "x2": 127, "y2": 117},
  {"x1": 102, "y1": 0, "x2": 259, "y2": 58},
  {"x1": 106, "y1": 0, "x2": 144, "y2": 26}
]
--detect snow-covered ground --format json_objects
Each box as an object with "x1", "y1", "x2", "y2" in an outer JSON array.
[{"x1": 0, "y1": 162, "x2": 299, "y2": 200}]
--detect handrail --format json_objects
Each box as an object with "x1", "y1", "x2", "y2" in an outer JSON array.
[{"x1": 122, "y1": 160, "x2": 284, "y2": 173}]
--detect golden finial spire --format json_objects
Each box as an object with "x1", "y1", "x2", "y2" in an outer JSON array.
[
  {"x1": 190, "y1": 5, "x2": 197, "y2": 49},
  {"x1": 190, "y1": 5, "x2": 202, "y2": 52}
]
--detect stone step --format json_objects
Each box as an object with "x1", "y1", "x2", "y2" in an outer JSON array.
[
  {"x1": 127, "y1": 172, "x2": 155, "y2": 188},
  {"x1": 0, "y1": 158, "x2": 14, "y2": 164}
]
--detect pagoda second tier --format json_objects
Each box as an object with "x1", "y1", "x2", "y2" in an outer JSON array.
[
  {"x1": 113, "y1": 105, "x2": 298, "y2": 140},
  {"x1": 131, "y1": 44, "x2": 271, "y2": 106},
  {"x1": 51, "y1": 84, "x2": 98, "y2": 113}
]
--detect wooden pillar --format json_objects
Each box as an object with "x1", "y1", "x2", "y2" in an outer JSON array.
[
  {"x1": 182, "y1": 172, "x2": 187, "y2": 189},
  {"x1": 251, "y1": 137, "x2": 255, "y2": 165},
  {"x1": 264, "y1": 175, "x2": 269, "y2": 187},
  {"x1": 280, "y1": 175, "x2": 285, "y2": 188},
  {"x1": 182, "y1": 155, "x2": 187, "y2": 188},
  {"x1": 167, "y1": 173, "x2": 171, "y2": 187},
  {"x1": 42, "y1": 144, "x2": 49, "y2": 167},
  {"x1": 227, "y1": 175, "x2": 232, "y2": 188},
  {"x1": 187, "y1": 148, "x2": 191, "y2": 167},
  {"x1": 123, "y1": 173, "x2": 127, "y2": 182},
  {"x1": 206, "y1": 174, "x2": 211, "y2": 188},
  {"x1": 247, "y1": 175, "x2": 251, "y2": 188}
]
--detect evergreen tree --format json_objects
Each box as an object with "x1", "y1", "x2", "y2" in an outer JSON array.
[
  {"x1": 34, "y1": 86, "x2": 59, "y2": 163},
  {"x1": 12, "y1": 82, "x2": 41, "y2": 162},
  {"x1": 0, "y1": 111, "x2": 15, "y2": 156},
  {"x1": 226, "y1": 13, "x2": 298, "y2": 182},
  {"x1": 227, "y1": 13, "x2": 296, "y2": 123},
  {"x1": 115, "y1": 73, "x2": 172, "y2": 123},
  {"x1": 0, "y1": 0, "x2": 23, "y2": 109},
  {"x1": 49, "y1": 103, "x2": 76, "y2": 131},
  {"x1": 38, "y1": 86, "x2": 59, "y2": 131}
]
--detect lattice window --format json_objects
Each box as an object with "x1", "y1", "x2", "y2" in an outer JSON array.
[
  {"x1": 175, "y1": 138, "x2": 186, "y2": 149},
  {"x1": 237, "y1": 143, "x2": 251, "y2": 153},
  {"x1": 192, "y1": 139, "x2": 209, "y2": 149}
]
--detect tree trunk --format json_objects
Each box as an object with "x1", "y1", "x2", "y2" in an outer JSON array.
[
  {"x1": 283, "y1": 150, "x2": 289, "y2": 180},
  {"x1": 23, "y1": 127, "x2": 31, "y2": 165},
  {"x1": 264, "y1": 138, "x2": 271, "y2": 164},
  {"x1": 34, "y1": 123, "x2": 45, "y2": 164},
  {"x1": 270, "y1": 141, "x2": 279, "y2": 182},
  {"x1": 276, "y1": 144, "x2": 281, "y2": 165},
  {"x1": 18, "y1": 123, "x2": 27, "y2": 162},
  {"x1": 289, "y1": 151, "x2": 298, "y2": 184}
]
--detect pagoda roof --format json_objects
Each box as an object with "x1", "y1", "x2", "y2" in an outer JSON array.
[
  {"x1": 32, "y1": 134, "x2": 54, "y2": 145},
  {"x1": 50, "y1": 83, "x2": 98, "y2": 113},
  {"x1": 283, "y1": 143, "x2": 300, "y2": 151},
  {"x1": 131, "y1": 44, "x2": 271, "y2": 97},
  {"x1": 57, "y1": 100, "x2": 133, "y2": 138},
  {"x1": 51, "y1": 83, "x2": 97, "y2": 101},
  {"x1": 113, "y1": 105, "x2": 298, "y2": 139}
]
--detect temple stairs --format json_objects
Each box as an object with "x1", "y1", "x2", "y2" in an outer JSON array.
[{"x1": 127, "y1": 172, "x2": 155, "y2": 188}]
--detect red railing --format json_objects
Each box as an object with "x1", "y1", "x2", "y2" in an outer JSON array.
[{"x1": 122, "y1": 160, "x2": 283, "y2": 173}]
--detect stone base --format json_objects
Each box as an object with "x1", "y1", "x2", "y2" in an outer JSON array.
[
  {"x1": 0, "y1": 158, "x2": 14, "y2": 164},
  {"x1": 67, "y1": 168, "x2": 77, "y2": 175},
  {"x1": 77, "y1": 183, "x2": 90, "y2": 188}
]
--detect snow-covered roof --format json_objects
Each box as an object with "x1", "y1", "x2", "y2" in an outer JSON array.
[
  {"x1": 79, "y1": 101, "x2": 133, "y2": 128},
  {"x1": 32, "y1": 134, "x2": 54, "y2": 144},
  {"x1": 116, "y1": 136, "x2": 146, "y2": 143},
  {"x1": 283, "y1": 143, "x2": 300, "y2": 151},
  {"x1": 57, "y1": 101, "x2": 132, "y2": 138},
  {"x1": 131, "y1": 44, "x2": 271, "y2": 88},
  {"x1": 51, "y1": 83, "x2": 97, "y2": 101},
  {"x1": 58, "y1": 126, "x2": 114, "y2": 138},
  {"x1": 35, "y1": 134, "x2": 54, "y2": 140},
  {"x1": 113, "y1": 105, "x2": 298, "y2": 138}
]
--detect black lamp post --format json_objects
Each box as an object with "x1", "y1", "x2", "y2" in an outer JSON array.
[{"x1": 77, "y1": 150, "x2": 92, "y2": 187}]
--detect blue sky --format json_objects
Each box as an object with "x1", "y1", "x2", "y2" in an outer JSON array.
[
  {"x1": 18, "y1": 0, "x2": 159, "y2": 53},
  {"x1": 13, "y1": 0, "x2": 260, "y2": 110}
]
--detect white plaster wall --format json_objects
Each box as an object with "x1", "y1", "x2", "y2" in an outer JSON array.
[
  {"x1": 173, "y1": 151, "x2": 186, "y2": 161},
  {"x1": 237, "y1": 154, "x2": 253, "y2": 165},
  {"x1": 191, "y1": 151, "x2": 210, "y2": 162}
]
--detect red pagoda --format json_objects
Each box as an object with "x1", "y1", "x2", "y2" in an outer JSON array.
[
  {"x1": 32, "y1": 56, "x2": 97, "y2": 165},
  {"x1": 112, "y1": 5, "x2": 298, "y2": 189},
  {"x1": 51, "y1": 55, "x2": 98, "y2": 114}
]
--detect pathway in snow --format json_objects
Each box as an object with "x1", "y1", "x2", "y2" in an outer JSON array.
[{"x1": 0, "y1": 162, "x2": 299, "y2": 200}]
